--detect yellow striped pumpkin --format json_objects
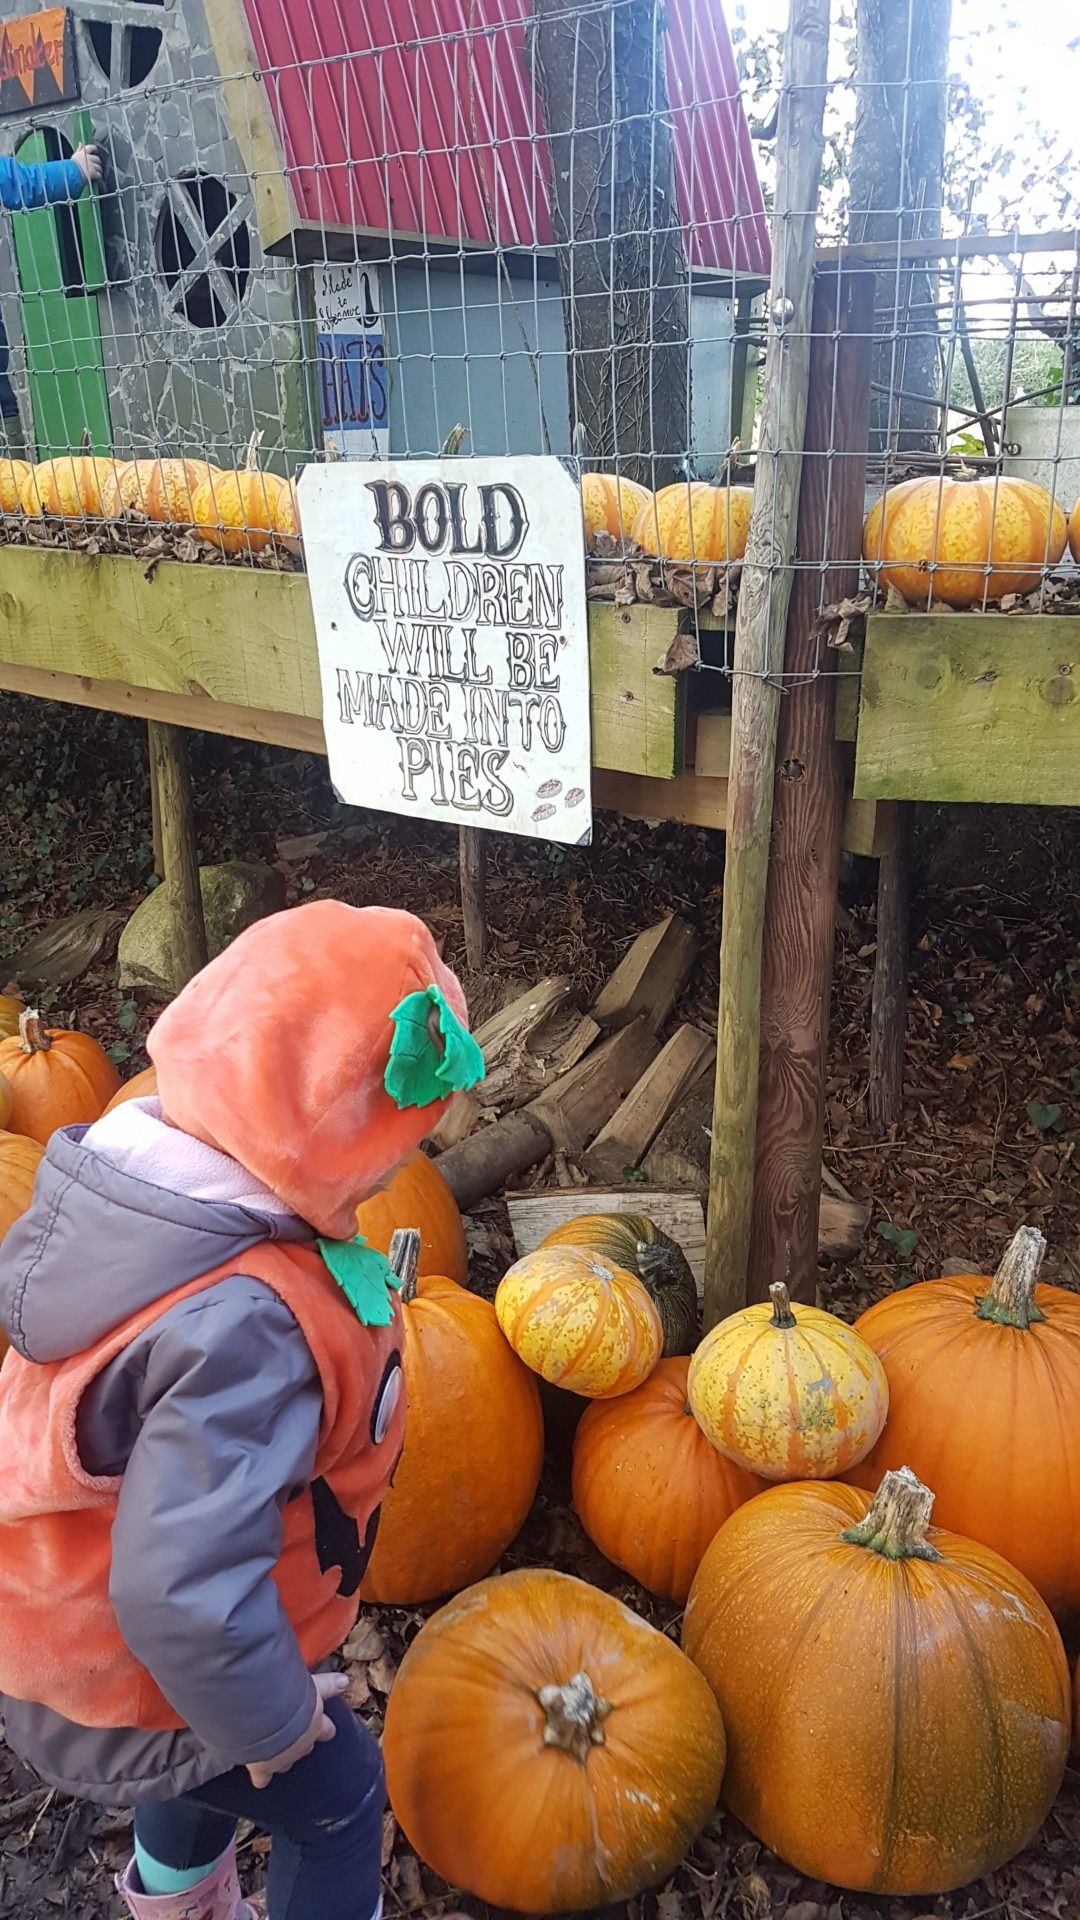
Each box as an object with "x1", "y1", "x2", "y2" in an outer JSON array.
[{"x1": 495, "y1": 1246, "x2": 662, "y2": 1399}]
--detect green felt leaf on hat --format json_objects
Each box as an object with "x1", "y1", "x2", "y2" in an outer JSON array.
[
  {"x1": 384, "y1": 985, "x2": 485, "y2": 1111},
  {"x1": 318, "y1": 1235, "x2": 402, "y2": 1327}
]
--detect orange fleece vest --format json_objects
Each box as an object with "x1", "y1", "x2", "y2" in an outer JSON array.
[{"x1": 0, "y1": 1243, "x2": 403, "y2": 1731}]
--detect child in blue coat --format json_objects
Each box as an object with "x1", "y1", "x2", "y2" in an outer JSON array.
[{"x1": 0, "y1": 141, "x2": 100, "y2": 210}]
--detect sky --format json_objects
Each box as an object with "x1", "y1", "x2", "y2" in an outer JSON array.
[{"x1": 741, "y1": 0, "x2": 1080, "y2": 234}]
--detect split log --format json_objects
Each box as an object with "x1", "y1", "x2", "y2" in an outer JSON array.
[
  {"x1": 583, "y1": 1025, "x2": 715, "y2": 1183},
  {"x1": 591, "y1": 914, "x2": 698, "y2": 1032},
  {"x1": 437, "y1": 1018, "x2": 659, "y2": 1210},
  {"x1": 644, "y1": 1085, "x2": 868, "y2": 1265}
]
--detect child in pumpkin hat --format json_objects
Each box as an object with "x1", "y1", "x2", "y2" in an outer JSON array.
[{"x1": 0, "y1": 900, "x2": 483, "y2": 1920}]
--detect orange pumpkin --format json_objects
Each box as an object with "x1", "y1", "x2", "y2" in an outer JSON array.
[
  {"x1": 572, "y1": 1356, "x2": 762, "y2": 1601},
  {"x1": 0, "y1": 1129, "x2": 43, "y2": 1245},
  {"x1": 496, "y1": 1246, "x2": 663, "y2": 1399},
  {"x1": 0, "y1": 1010, "x2": 121, "y2": 1146},
  {"x1": 0, "y1": 1074, "x2": 10, "y2": 1131},
  {"x1": 23, "y1": 455, "x2": 123, "y2": 520},
  {"x1": 581, "y1": 472, "x2": 653, "y2": 549},
  {"x1": 0, "y1": 459, "x2": 30, "y2": 515},
  {"x1": 633, "y1": 482, "x2": 753, "y2": 565},
  {"x1": 688, "y1": 1280, "x2": 888, "y2": 1481},
  {"x1": 683, "y1": 1467, "x2": 1071, "y2": 1895},
  {"x1": 360, "y1": 1233, "x2": 543, "y2": 1604},
  {"x1": 1070, "y1": 498, "x2": 1080, "y2": 564},
  {"x1": 272, "y1": 476, "x2": 300, "y2": 538},
  {"x1": 848, "y1": 1226, "x2": 1080, "y2": 1623},
  {"x1": 0, "y1": 996, "x2": 24, "y2": 1041},
  {"x1": 104, "y1": 458, "x2": 219, "y2": 525},
  {"x1": 863, "y1": 474, "x2": 1068, "y2": 609},
  {"x1": 103, "y1": 1065, "x2": 159, "y2": 1113},
  {"x1": 356, "y1": 1151, "x2": 466, "y2": 1286},
  {"x1": 192, "y1": 436, "x2": 289, "y2": 556},
  {"x1": 384, "y1": 1566, "x2": 726, "y2": 1912}
]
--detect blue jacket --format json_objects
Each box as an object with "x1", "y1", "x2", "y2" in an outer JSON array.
[{"x1": 0, "y1": 154, "x2": 85, "y2": 212}]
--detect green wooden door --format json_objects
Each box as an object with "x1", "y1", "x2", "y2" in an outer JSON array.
[{"x1": 11, "y1": 111, "x2": 111, "y2": 456}]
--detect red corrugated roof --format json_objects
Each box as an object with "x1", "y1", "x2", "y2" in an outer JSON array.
[{"x1": 242, "y1": 0, "x2": 771, "y2": 278}]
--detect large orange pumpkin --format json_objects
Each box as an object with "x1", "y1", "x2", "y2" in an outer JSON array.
[
  {"x1": 847, "y1": 1225, "x2": 1080, "y2": 1623},
  {"x1": 1070, "y1": 498, "x2": 1080, "y2": 564},
  {"x1": 581, "y1": 473, "x2": 653, "y2": 550},
  {"x1": 862, "y1": 474, "x2": 1068, "y2": 608},
  {"x1": 360, "y1": 1230, "x2": 542, "y2": 1604},
  {"x1": 633, "y1": 482, "x2": 753, "y2": 565},
  {"x1": 0, "y1": 996, "x2": 24, "y2": 1041},
  {"x1": 22, "y1": 455, "x2": 122, "y2": 520},
  {"x1": 192, "y1": 440, "x2": 289, "y2": 557},
  {"x1": 104, "y1": 458, "x2": 219, "y2": 525},
  {"x1": 0, "y1": 1074, "x2": 10, "y2": 1132},
  {"x1": 688, "y1": 1280, "x2": 888, "y2": 1481},
  {"x1": 0, "y1": 459, "x2": 30, "y2": 515},
  {"x1": 572, "y1": 1357, "x2": 762, "y2": 1601},
  {"x1": 103, "y1": 1065, "x2": 159, "y2": 1114},
  {"x1": 496, "y1": 1246, "x2": 663, "y2": 1399},
  {"x1": 0, "y1": 1011, "x2": 121, "y2": 1145},
  {"x1": 384, "y1": 1566, "x2": 726, "y2": 1912},
  {"x1": 356, "y1": 1151, "x2": 467, "y2": 1286},
  {"x1": 0, "y1": 1129, "x2": 43, "y2": 1245},
  {"x1": 683, "y1": 1467, "x2": 1070, "y2": 1895}
]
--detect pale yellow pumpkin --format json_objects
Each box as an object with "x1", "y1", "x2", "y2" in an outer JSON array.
[
  {"x1": 0, "y1": 459, "x2": 30, "y2": 516},
  {"x1": 192, "y1": 466, "x2": 288, "y2": 556},
  {"x1": 23, "y1": 455, "x2": 122, "y2": 520},
  {"x1": 863, "y1": 474, "x2": 1068, "y2": 609},
  {"x1": 104, "y1": 457, "x2": 219, "y2": 525},
  {"x1": 688, "y1": 1281, "x2": 888, "y2": 1481},
  {"x1": 495, "y1": 1246, "x2": 662, "y2": 1399},
  {"x1": 581, "y1": 472, "x2": 653, "y2": 550},
  {"x1": 633, "y1": 482, "x2": 753, "y2": 565}
]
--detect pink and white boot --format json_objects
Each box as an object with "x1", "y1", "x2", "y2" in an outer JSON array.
[{"x1": 116, "y1": 1843, "x2": 255, "y2": 1919}]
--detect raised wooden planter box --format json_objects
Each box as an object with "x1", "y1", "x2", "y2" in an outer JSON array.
[{"x1": 852, "y1": 613, "x2": 1080, "y2": 808}]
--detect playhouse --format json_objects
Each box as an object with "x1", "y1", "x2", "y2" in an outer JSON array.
[{"x1": 0, "y1": 0, "x2": 770, "y2": 474}]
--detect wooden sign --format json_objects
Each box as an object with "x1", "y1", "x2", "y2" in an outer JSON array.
[
  {"x1": 299, "y1": 456, "x2": 593, "y2": 844},
  {"x1": 0, "y1": 9, "x2": 78, "y2": 114},
  {"x1": 313, "y1": 262, "x2": 389, "y2": 459}
]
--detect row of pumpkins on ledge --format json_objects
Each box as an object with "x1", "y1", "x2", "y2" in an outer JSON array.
[
  {"x1": 2, "y1": 1030, "x2": 1079, "y2": 1904},
  {"x1": 586, "y1": 467, "x2": 1080, "y2": 606},
  {"x1": 5, "y1": 445, "x2": 1078, "y2": 605}
]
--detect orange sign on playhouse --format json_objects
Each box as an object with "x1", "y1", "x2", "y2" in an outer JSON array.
[{"x1": 0, "y1": 9, "x2": 78, "y2": 114}]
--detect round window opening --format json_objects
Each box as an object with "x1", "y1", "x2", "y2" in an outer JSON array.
[
  {"x1": 84, "y1": 0, "x2": 165, "y2": 89},
  {"x1": 156, "y1": 173, "x2": 251, "y2": 329}
]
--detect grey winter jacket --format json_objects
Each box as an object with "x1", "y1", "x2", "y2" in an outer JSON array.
[{"x1": 0, "y1": 1126, "x2": 334, "y2": 1804}]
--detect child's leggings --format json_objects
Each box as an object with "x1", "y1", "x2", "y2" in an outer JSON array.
[{"x1": 133, "y1": 1697, "x2": 384, "y2": 1920}]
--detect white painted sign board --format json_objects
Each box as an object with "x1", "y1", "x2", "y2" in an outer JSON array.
[
  {"x1": 299, "y1": 457, "x2": 593, "y2": 844},
  {"x1": 313, "y1": 262, "x2": 389, "y2": 458}
]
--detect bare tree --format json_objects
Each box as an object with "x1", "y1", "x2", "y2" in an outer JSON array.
[
  {"x1": 531, "y1": 0, "x2": 690, "y2": 486},
  {"x1": 848, "y1": 0, "x2": 953, "y2": 456}
]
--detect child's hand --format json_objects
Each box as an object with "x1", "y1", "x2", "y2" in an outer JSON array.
[
  {"x1": 72, "y1": 144, "x2": 102, "y2": 185},
  {"x1": 246, "y1": 1672, "x2": 349, "y2": 1789}
]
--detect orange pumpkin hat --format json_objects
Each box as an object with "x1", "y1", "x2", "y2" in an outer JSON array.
[{"x1": 148, "y1": 901, "x2": 477, "y2": 1239}]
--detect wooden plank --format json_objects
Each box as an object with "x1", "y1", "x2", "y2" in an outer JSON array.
[
  {"x1": 584, "y1": 1024, "x2": 715, "y2": 1182},
  {"x1": 868, "y1": 799, "x2": 915, "y2": 1133},
  {"x1": 202, "y1": 0, "x2": 298, "y2": 253},
  {"x1": 0, "y1": 661, "x2": 328, "y2": 753},
  {"x1": 590, "y1": 914, "x2": 698, "y2": 1032},
  {"x1": 704, "y1": 0, "x2": 831, "y2": 1325},
  {"x1": 749, "y1": 270, "x2": 874, "y2": 1305},
  {"x1": 0, "y1": 550, "x2": 684, "y2": 782},
  {"x1": 595, "y1": 763, "x2": 883, "y2": 857},
  {"x1": 508, "y1": 1189, "x2": 707, "y2": 1295},
  {"x1": 585, "y1": 602, "x2": 686, "y2": 777},
  {"x1": 854, "y1": 614, "x2": 1080, "y2": 806},
  {"x1": 692, "y1": 710, "x2": 733, "y2": 777}
]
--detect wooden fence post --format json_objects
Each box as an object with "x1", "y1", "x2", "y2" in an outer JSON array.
[
  {"x1": 147, "y1": 721, "x2": 208, "y2": 990},
  {"x1": 748, "y1": 268, "x2": 875, "y2": 1304},
  {"x1": 703, "y1": 0, "x2": 832, "y2": 1330},
  {"x1": 868, "y1": 799, "x2": 914, "y2": 1131}
]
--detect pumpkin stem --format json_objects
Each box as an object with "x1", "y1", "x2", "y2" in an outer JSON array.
[
  {"x1": 244, "y1": 430, "x2": 263, "y2": 473},
  {"x1": 840, "y1": 1466, "x2": 942, "y2": 1562},
  {"x1": 388, "y1": 1227, "x2": 421, "y2": 1305},
  {"x1": 768, "y1": 1281, "x2": 796, "y2": 1329},
  {"x1": 439, "y1": 423, "x2": 469, "y2": 458},
  {"x1": 18, "y1": 1009, "x2": 50, "y2": 1055},
  {"x1": 975, "y1": 1227, "x2": 1047, "y2": 1329},
  {"x1": 537, "y1": 1671, "x2": 611, "y2": 1765},
  {"x1": 635, "y1": 1240, "x2": 680, "y2": 1290}
]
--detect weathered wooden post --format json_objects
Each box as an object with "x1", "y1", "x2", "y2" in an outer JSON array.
[
  {"x1": 748, "y1": 268, "x2": 875, "y2": 1304},
  {"x1": 703, "y1": 0, "x2": 832, "y2": 1329},
  {"x1": 147, "y1": 721, "x2": 208, "y2": 990}
]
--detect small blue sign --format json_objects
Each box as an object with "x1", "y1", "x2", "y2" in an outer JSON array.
[{"x1": 317, "y1": 333, "x2": 389, "y2": 434}]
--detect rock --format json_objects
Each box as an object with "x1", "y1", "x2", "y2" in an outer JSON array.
[{"x1": 118, "y1": 862, "x2": 286, "y2": 994}]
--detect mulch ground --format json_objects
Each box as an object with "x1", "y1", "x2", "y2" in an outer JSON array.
[{"x1": 1, "y1": 704, "x2": 1078, "y2": 1919}]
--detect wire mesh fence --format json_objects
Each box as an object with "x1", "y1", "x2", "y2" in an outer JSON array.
[{"x1": 0, "y1": 0, "x2": 1076, "y2": 667}]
